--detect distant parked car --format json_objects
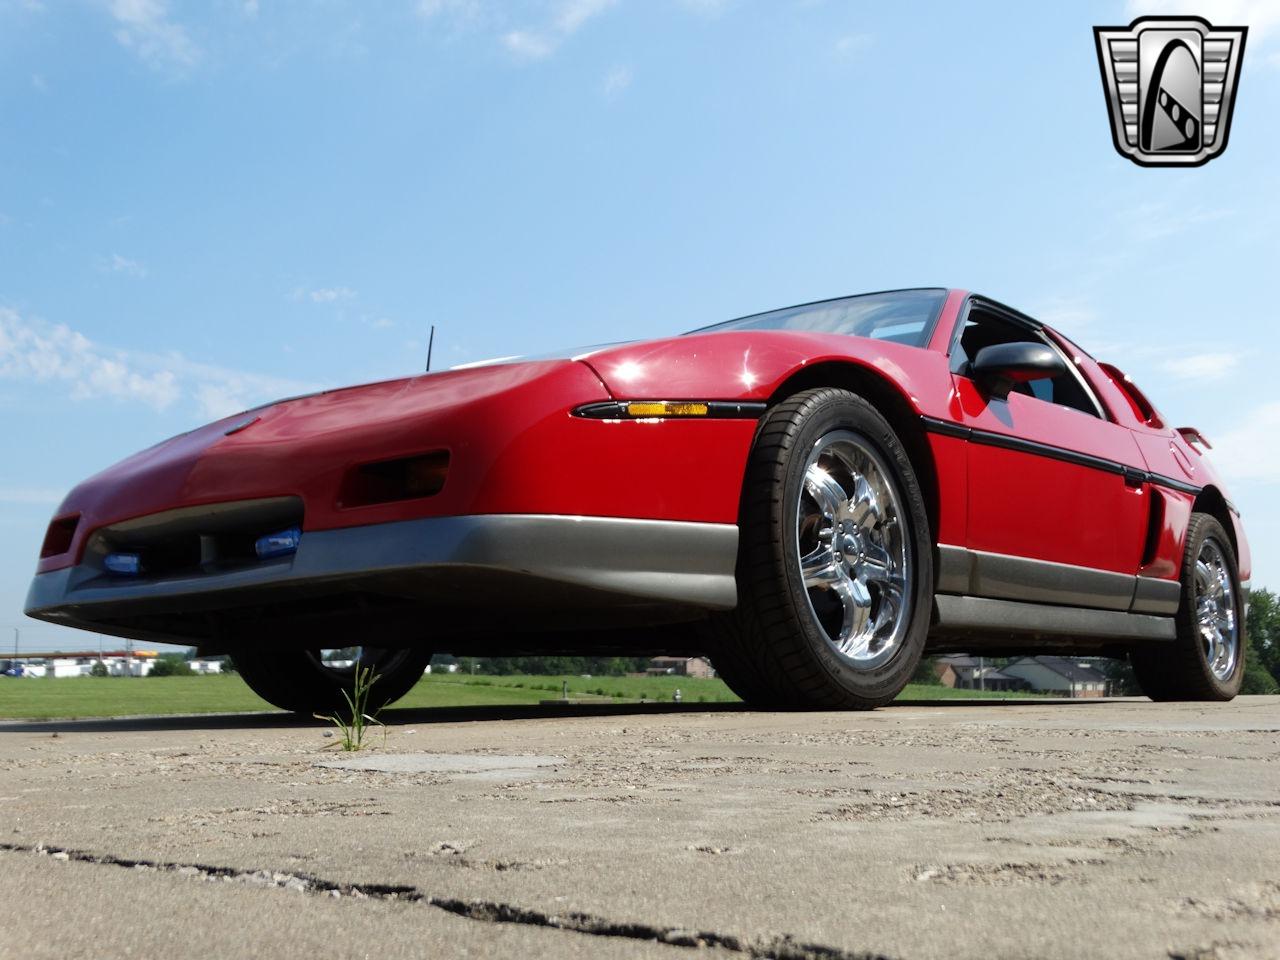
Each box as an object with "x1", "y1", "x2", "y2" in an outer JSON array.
[{"x1": 25, "y1": 289, "x2": 1251, "y2": 713}]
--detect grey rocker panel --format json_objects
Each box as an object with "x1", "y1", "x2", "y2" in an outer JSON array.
[
  {"x1": 933, "y1": 595, "x2": 1176, "y2": 642},
  {"x1": 936, "y1": 545, "x2": 1181, "y2": 615}
]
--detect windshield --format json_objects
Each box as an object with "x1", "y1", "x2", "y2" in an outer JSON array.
[{"x1": 689, "y1": 288, "x2": 947, "y2": 347}]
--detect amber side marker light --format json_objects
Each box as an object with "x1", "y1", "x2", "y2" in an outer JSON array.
[
  {"x1": 339, "y1": 451, "x2": 450, "y2": 508},
  {"x1": 627, "y1": 401, "x2": 708, "y2": 417},
  {"x1": 40, "y1": 515, "x2": 79, "y2": 558},
  {"x1": 573, "y1": 400, "x2": 766, "y2": 420}
]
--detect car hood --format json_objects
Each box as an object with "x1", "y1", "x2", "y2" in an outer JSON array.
[{"x1": 41, "y1": 359, "x2": 610, "y2": 573}]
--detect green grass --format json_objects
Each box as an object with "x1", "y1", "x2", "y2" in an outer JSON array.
[
  {"x1": 0, "y1": 671, "x2": 1033, "y2": 721},
  {"x1": 404, "y1": 672, "x2": 741, "y2": 705},
  {"x1": 0, "y1": 674, "x2": 275, "y2": 720}
]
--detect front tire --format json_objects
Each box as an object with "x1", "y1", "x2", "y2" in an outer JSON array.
[
  {"x1": 233, "y1": 646, "x2": 432, "y2": 715},
  {"x1": 707, "y1": 388, "x2": 933, "y2": 709},
  {"x1": 1132, "y1": 513, "x2": 1243, "y2": 701}
]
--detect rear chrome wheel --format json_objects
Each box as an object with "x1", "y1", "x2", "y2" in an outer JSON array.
[
  {"x1": 705, "y1": 388, "x2": 932, "y2": 709},
  {"x1": 1194, "y1": 537, "x2": 1239, "y2": 682},
  {"x1": 797, "y1": 431, "x2": 912, "y2": 671},
  {"x1": 1132, "y1": 512, "x2": 1243, "y2": 702}
]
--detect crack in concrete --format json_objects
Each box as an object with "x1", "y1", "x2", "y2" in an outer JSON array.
[{"x1": 0, "y1": 841, "x2": 892, "y2": 960}]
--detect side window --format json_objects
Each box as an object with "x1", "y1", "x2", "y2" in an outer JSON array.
[{"x1": 951, "y1": 307, "x2": 1101, "y2": 417}]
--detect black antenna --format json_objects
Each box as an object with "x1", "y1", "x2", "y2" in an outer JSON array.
[{"x1": 425, "y1": 325, "x2": 436, "y2": 372}]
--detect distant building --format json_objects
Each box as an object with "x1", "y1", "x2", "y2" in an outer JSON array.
[
  {"x1": 935, "y1": 655, "x2": 1111, "y2": 697},
  {"x1": 646, "y1": 656, "x2": 716, "y2": 678},
  {"x1": 1001, "y1": 657, "x2": 1111, "y2": 697},
  {"x1": 933, "y1": 656, "x2": 1029, "y2": 692},
  {"x1": 2, "y1": 651, "x2": 162, "y2": 678},
  {"x1": 188, "y1": 659, "x2": 226, "y2": 675}
]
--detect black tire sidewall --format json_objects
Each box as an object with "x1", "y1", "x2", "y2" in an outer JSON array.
[
  {"x1": 234, "y1": 647, "x2": 431, "y2": 714},
  {"x1": 773, "y1": 392, "x2": 933, "y2": 702},
  {"x1": 1177, "y1": 515, "x2": 1244, "y2": 699}
]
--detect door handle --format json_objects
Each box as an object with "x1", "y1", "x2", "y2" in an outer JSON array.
[{"x1": 1123, "y1": 466, "x2": 1148, "y2": 488}]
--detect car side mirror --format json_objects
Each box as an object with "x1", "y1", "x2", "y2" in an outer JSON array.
[{"x1": 970, "y1": 343, "x2": 1067, "y2": 401}]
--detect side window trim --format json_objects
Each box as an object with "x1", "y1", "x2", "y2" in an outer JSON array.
[
  {"x1": 1037, "y1": 328, "x2": 1108, "y2": 421},
  {"x1": 948, "y1": 297, "x2": 1107, "y2": 419}
]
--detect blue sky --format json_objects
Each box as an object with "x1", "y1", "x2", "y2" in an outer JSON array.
[{"x1": 2, "y1": 0, "x2": 1277, "y2": 653}]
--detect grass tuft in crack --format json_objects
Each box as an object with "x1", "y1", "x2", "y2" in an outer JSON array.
[{"x1": 316, "y1": 666, "x2": 385, "y2": 751}]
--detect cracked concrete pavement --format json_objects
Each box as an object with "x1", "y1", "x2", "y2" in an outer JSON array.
[{"x1": 1, "y1": 697, "x2": 1278, "y2": 959}]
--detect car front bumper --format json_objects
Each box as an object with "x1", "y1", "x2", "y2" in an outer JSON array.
[{"x1": 26, "y1": 514, "x2": 740, "y2": 646}]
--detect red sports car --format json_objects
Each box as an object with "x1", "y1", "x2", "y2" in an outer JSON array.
[{"x1": 26, "y1": 289, "x2": 1251, "y2": 712}]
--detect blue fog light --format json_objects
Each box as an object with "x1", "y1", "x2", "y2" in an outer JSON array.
[
  {"x1": 255, "y1": 527, "x2": 301, "y2": 559},
  {"x1": 104, "y1": 552, "x2": 142, "y2": 576}
]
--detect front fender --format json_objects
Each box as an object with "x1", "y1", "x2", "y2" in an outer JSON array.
[{"x1": 578, "y1": 330, "x2": 955, "y2": 417}]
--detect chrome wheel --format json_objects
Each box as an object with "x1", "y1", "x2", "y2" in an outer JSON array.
[
  {"x1": 1194, "y1": 537, "x2": 1239, "y2": 681},
  {"x1": 796, "y1": 430, "x2": 911, "y2": 670},
  {"x1": 308, "y1": 647, "x2": 411, "y2": 681}
]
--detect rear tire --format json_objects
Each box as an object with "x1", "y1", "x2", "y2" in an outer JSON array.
[
  {"x1": 706, "y1": 388, "x2": 933, "y2": 709},
  {"x1": 233, "y1": 646, "x2": 432, "y2": 715},
  {"x1": 1131, "y1": 513, "x2": 1243, "y2": 702}
]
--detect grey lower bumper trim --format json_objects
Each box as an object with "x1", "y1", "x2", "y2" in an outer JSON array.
[{"x1": 26, "y1": 514, "x2": 741, "y2": 623}]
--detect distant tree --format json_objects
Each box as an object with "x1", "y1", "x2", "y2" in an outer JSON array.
[
  {"x1": 89, "y1": 660, "x2": 109, "y2": 678},
  {"x1": 1241, "y1": 658, "x2": 1279, "y2": 695},
  {"x1": 452, "y1": 656, "x2": 653, "y2": 677},
  {"x1": 911, "y1": 656, "x2": 942, "y2": 685},
  {"x1": 1097, "y1": 657, "x2": 1141, "y2": 696},
  {"x1": 1246, "y1": 588, "x2": 1279, "y2": 684},
  {"x1": 218, "y1": 656, "x2": 238, "y2": 676},
  {"x1": 149, "y1": 654, "x2": 193, "y2": 677}
]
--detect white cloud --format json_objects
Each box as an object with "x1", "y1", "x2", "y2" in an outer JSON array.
[
  {"x1": 107, "y1": 0, "x2": 200, "y2": 70},
  {"x1": 0, "y1": 308, "x2": 179, "y2": 410},
  {"x1": 1161, "y1": 351, "x2": 1242, "y2": 381},
  {"x1": 555, "y1": 0, "x2": 617, "y2": 33},
  {"x1": 1121, "y1": 200, "x2": 1233, "y2": 243},
  {"x1": 1209, "y1": 401, "x2": 1280, "y2": 484},
  {"x1": 503, "y1": 0, "x2": 618, "y2": 60},
  {"x1": 677, "y1": 0, "x2": 730, "y2": 15},
  {"x1": 0, "y1": 488, "x2": 65, "y2": 506},
  {"x1": 191, "y1": 380, "x2": 262, "y2": 420},
  {"x1": 102, "y1": 253, "x2": 147, "y2": 277},
  {"x1": 1127, "y1": 1, "x2": 1280, "y2": 43},
  {"x1": 0, "y1": 306, "x2": 312, "y2": 420},
  {"x1": 1031, "y1": 300, "x2": 1099, "y2": 338},
  {"x1": 292, "y1": 286, "x2": 356, "y2": 303},
  {"x1": 834, "y1": 34, "x2": 872, "y2": 56},
  {"x1": 503, "y1": 30, "x2": 555, "y2": 58},
  {"x1": 417, "y1": 0, "x2": 483, "y2": 22},
  {"x1": 602, "y1": 64, "x2": 632, "y2": 97}
]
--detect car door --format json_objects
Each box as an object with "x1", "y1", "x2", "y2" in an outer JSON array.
[{"x1": 946, "y1": 300, "x2": 1149, "y2": 610}]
